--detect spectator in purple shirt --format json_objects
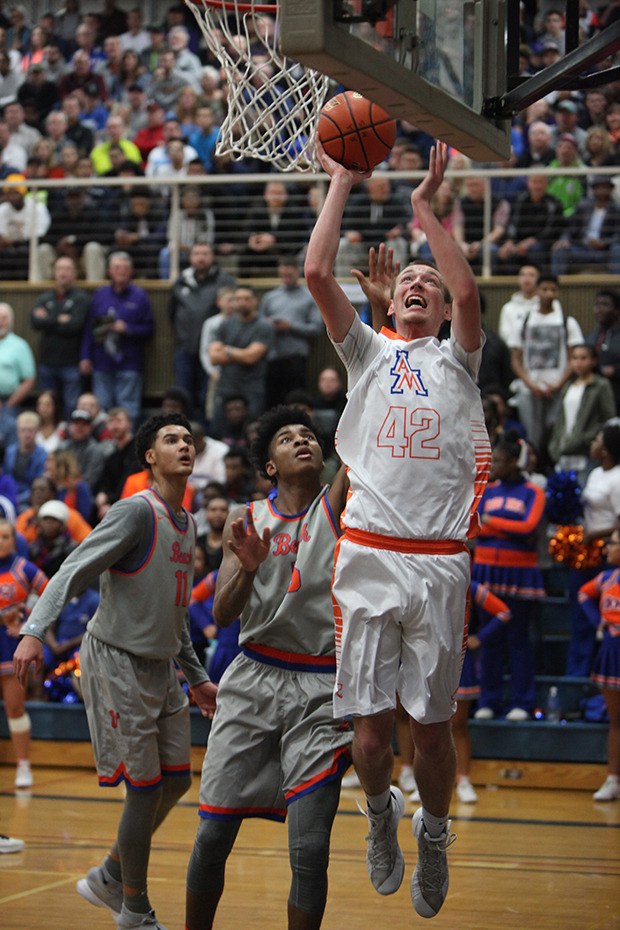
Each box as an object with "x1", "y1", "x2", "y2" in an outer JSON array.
[{"x1": 79, "y1": 252, "x2": 154, "y2": 425}]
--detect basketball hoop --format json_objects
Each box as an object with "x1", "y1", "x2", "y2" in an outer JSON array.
[{"x1": 186, "y1": 0, "x2": 331, "y2": 171}]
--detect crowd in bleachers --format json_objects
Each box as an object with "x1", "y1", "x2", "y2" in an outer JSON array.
[
  {"x1": 0, "y1": 3, "x2": 619, "y2": 280},
  {"x1": 1, "y1": 3, "x2": 620, "y2": 806}
]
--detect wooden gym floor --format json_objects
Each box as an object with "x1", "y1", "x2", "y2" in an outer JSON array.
[{"x1": 1, "y1": 761, "x2": 619, "y2": 930}]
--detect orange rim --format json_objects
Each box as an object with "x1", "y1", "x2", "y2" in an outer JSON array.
[{"x1": 188, "y1": 0, "x2": 277, "y2": 12}]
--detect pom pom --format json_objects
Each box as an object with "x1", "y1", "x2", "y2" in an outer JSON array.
[
  {"x1": 548, "y1": 524, "x2": 605, "y2": 569},
  {"x1": 44, "y1": 653, "x2": 82, "y2": 702},
  {"x1": 545, "y1": 470, "x2": 583, "y2": 525}
]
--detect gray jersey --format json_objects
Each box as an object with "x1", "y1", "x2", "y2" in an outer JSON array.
[
  {"x1": 22, "y1": 489, "x2": 208, "y2": 686},
  {"x1": 240, "y1": 487, "x2": 341, "y2": 656}
]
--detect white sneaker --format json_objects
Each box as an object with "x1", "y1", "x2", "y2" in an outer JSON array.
[
  {"x1": 365, "y1": 787, "x2": 405, "y2": 895},
  {"x1": 409, "y1": 787, "x2": 421, "y2": 804},
  {"x1": 398, "y1": 768, "x2": 417, "y2": 795},
  {"x1": 341, "y1": 770, "x2": 362, "y2": 789},
  {"x1": 0, "y1": 834, "x2": 25, "y2": 854},
  {"x1": 506, "y1": 708, "x2": 529, "y2": 722},
  {"x1": 15, "y1": 760, "x2": 33, "y2": 789},
  {"x1": 411, "y1": 809, "x2": 456, "y2": 918},
  {"x1": 593, "y1": 775, "x2": 620, "y2": 802},
  {"x1": 473, "y1": 707, "x2": 494, "y2": 720},
  {"x1": 456, "y1": 778, "x2": 478, "y2": 804},
  {"x1": 116, "y1": 906, "x2": 168, "y2": 929}
]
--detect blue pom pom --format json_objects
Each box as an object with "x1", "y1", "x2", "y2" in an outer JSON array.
[{"x1": 545, "y1": 470, "x2": 583, "y2": 524}]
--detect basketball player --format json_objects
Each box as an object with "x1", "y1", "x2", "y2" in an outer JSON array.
[
  {"x1": 14, "y1": 414, "x2": 217, "y2": 930},
  {"x1": 0, "y1": 519, "x2": 48, "y2": 790},
  {"x1": 185, "y1": 405, "x2": 351, "y2": 930},
  {"x1": 304, "y1": 141, "x2": 491, "y2": 919}
]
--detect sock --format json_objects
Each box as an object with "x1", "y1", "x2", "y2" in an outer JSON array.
[
  {"x1": 400, "y1": 764, "x2": 413, "y2": 776},
  {"x1": 367, "y1": 788, "x2": 392, "y2": 814},
  {"x1": 421, "y1": 808, "x2": 449, "y2": 838},
  {"x1": 122, "y1": 891, "x2": 150, "y2": 915}
]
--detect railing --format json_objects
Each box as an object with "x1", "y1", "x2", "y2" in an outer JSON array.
[{"x1": 3, "y1": 165, "x2": 618, "y2": 283}]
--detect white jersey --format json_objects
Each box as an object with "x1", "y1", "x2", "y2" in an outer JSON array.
[{"x1": 332, "y1": 315, "x2": 490, "y2": 541}]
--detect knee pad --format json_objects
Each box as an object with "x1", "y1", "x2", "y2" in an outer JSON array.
[{"x1": 8, "y1": 713, "x2": 31, "y2": 734}]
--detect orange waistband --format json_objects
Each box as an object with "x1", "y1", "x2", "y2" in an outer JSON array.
[
  {"x1": 474, "y1": 548, "x2": 538, "y2": 568},
  {"x1": 344, "y1": 526, "x2": 468, "y2": 555}
]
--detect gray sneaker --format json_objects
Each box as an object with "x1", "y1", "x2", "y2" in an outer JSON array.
[
  {"x1": 116, "y1": 906, "x2": 168, "y2": 929},
  {"x1": 364, "y1": 787, "x2": 405, "y2": 895},
  {"x1": 76, "y1": 865, "x2": 123, "y2": 916},
  {"x1": 411, "y1": 808, "x2": 456, "y2": 918}
]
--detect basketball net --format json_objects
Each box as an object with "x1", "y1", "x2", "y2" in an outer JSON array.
[{"x1": 186, "y1": 0, "x2": 331, "y2": 171}]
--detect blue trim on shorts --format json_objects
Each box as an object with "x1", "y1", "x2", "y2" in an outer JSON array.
[
  {"x1": 242, "y1": 644, "x2": 336, "y2": 674},
  {"x1": 285, "y1": 746, "x2": 351, "y2": 805},
  {"x1": 198, "y1": 807, "x2": 287, "y2": 823}
]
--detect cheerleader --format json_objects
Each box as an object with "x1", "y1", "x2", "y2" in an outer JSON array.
[
  {"x1": 472, "y1": 431, "x2": 546, "y2": 720},
  {"x1": 0, "y1": 519, "x2": 48, "y2": 788},
  {"x1": 578, "y1": 533, "x2": 620, "y2": 801},
  {"x1": 454, "y1": 581, "x2": 511, "y2": 802}
]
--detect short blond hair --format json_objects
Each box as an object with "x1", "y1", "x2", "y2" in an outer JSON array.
[{"x1": 17, "y1": 411, "x2": 40, "y2": 429}]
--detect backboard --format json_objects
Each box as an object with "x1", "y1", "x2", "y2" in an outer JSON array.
[{"x1": 280, "y1": 0, "x2": 511, "y2": 161}]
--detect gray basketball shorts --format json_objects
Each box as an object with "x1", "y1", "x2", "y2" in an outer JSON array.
[
  {"x1": 80, "y1": 632, "x2": 191, "y2": 790},
  {"x1": 198, "y1": 651, "x2": 352, "y2": 821}
]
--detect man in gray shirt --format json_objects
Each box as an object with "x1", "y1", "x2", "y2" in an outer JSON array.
[
  {"x1": 14, "y1": 413, "x2": 217, "y2": 930},
  {"x1": 208, "y1": 285, "x2": 273, "y2": 438},
  {"x1": 259, "y1": 258, "x2": 323, "y2": 408}
]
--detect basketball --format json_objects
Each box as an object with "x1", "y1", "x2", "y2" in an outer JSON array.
[{"x1": 317, "y1": 91, "x2": 397, "y2": 171}]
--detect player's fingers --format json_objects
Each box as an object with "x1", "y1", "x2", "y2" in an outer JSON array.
[
  {"x1": 231, "y1": 515, "x2": 249, "y2": 539},
  {"x1": 227, "y1": 539, "x2": 242, "y2": 558},
  {"x1": 262, "y1": 527, "x2": 271, "y2": 548},
  {"x1": 243, "y1": 504, "x2": 255, "y2": 533},
  {"x1": 368, "y1": 245, "x2": 377, "y2": 276}
]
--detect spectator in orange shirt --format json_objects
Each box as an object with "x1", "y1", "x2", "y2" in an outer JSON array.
[
  {"x1": 120, "y1": 468, "x2": 195, "y2": 511},
  {"x1": 16, "y1": 476, "x2": 92, "y2": 545}
]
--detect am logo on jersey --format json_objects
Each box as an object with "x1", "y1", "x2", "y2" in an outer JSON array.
[{"x1": 389, "y1": 350, "x2": 428, "y2": 396}]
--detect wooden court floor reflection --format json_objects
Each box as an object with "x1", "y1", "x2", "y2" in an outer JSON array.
[{"x1": 1, "y1": 765, "x2": 619, "y2": 930}]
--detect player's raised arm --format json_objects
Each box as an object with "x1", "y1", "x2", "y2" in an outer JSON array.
[
  {"x1": 411, "y1": 143, "x2": 481, "y2": 353},
  {"x1": 213, "y1": 504, "x2": 271, "y2": 627},
  {"x1": 304, "y1": 141, "x2": 372, "y2": 343}
]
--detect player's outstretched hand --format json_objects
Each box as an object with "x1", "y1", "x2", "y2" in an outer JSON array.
[
  {"x1": 227, "y1": 504, "x2": 271, "y2": 572},
  {"x1": 191, "y1": 680, "x2": 218, "y2": 719},
  {"x1": 351, "y1": 243, "x2": 399, "y2": 314},
  {"x1": 411, "y1": 141, "x2": 449, "y2": 210},
  {"x1": 13, "y1": 635, "x2": 43, "y2": 689},
  {"x1": 315, "y1": 137, "x2": 372, "y2": 184}
]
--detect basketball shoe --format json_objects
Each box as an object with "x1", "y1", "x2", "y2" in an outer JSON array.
[
  {"x1": 364, "y1": 787, "x2": 405, "y2": 895},
  {"x1": 411, "y1": 808, "x2": 456, "y2": 917},
  {"x1": 593, "y1": 775, "x2": 620, "y2": 801},
  {"x1": 456, "y1": 778, "x2": 478, "y2": 804},
  {"x1": 398, "y1": 766, "x2": 417, "y2": 795},
  {"x1": 77, "y1": 865, "x2": 123, "y2": 916},
  {"x1": 116, "y1": 906, "x2": 168, "y2": 928},
  {"x1": 0, "y1": 834, "x2": 25, "y2": 854},
  {"x1": 15, "y1": 760, "x2": 33, "y2": 789}
]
